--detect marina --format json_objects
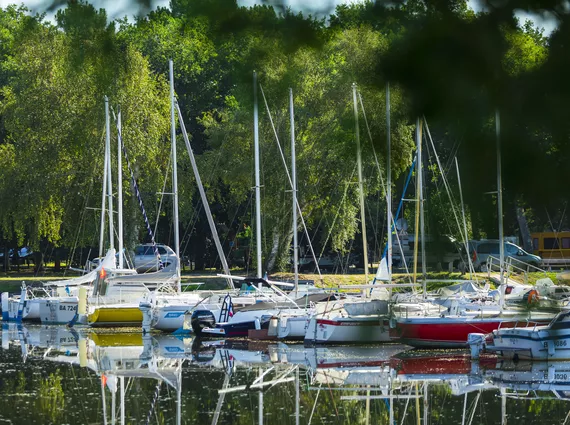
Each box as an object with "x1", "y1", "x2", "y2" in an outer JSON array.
[{"x1": 0, "y1": 1, "x2": 569, "y2": 424}]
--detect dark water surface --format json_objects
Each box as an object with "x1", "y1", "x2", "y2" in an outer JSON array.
[{"x1": 0, "y1": 324, "x2": 568, "y2": 424}]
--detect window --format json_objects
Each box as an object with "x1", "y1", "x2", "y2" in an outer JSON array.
[
  {"x1": 533, "y1": 238, "x2": 539, "y2": 251},
  {"x1": 506, "y1": 243, "x2": 518, "y2": 254},
  {"x1": 158, "y1": 246, "x2": 167, "y2": 255},
  {"x1": 563, "y1": 238, "x2": 570, "y2": 249},
  {"x1": 477, "y1": 243, "x2": 491, "y2": 254},
  {"x1": 544, "y1": 238, "x2": 560, "y2": 250}
]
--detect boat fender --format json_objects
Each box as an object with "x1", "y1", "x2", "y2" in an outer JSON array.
[{"x1": 526, "y1": 289, "x2": 540, "y2": 305}]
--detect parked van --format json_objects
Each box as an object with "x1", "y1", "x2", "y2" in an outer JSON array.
[
  {"x1": 133, "y1": 244, "x2": 177, "y2": 272},
  {"x1": 392, "y1": 235, "x2": 467, "y2": 271},
  {"x1": 470, "y1": 240, "x2": 541, "y2": 271}
]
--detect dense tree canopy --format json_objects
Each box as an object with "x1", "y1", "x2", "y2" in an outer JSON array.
[{"x1": 0, "y1": 0, "x2": 567, "y2": 271}]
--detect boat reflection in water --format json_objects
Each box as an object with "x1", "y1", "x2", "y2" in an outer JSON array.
[{"x1": 2, "y1": 325, "x2": 570, "y2": 424}]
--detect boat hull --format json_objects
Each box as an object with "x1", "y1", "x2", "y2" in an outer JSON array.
[
  {"x1": 392, "y1": 315, "x2": 554, "y2": 348},
  {"x1": 38, "y1": 298, "x2": 78, "y2": 324},
  {"x1": 88, "y1": 306, "x2": 143, "y2": 326},
  {"x1": 487, "y1": 327, "x2": 570, "y2": 360},
  {"x1": 305, "y1": 317, "x2": 391, "y2": 344},
  {"x1": 22, "y1": 300, "x2": 41, "y2": 321}
]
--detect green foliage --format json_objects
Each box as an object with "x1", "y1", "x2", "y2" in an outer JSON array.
[{"x1": 0, "y1": 0, "x2": 564, "y2": 270}]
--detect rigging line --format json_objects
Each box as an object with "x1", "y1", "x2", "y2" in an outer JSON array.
[
  {"x1": 428, "y1": 155, "x2": 467, "y2": 269},
  {"x1": 154, "y1": 143, "x2": 172, "y2": 240},
  {"x1": 558, "y1": 202, "x2": 568, "y2": 233},
  {"x1": 67, "y1": 147, "x2": 101, "y2": 274},
  {"x1": 423, "y1": 117, "x2": 476, "y2": 278},
  {"x1": 400, "y1": 386, "x2": 411, "y2": 425},
  {"x1": 562, "y1": 408, "x2": 570, "y2": 425},
  {"x1": 318, "y1": 165, "x2": 357, "y2": 263},
  {"x1": 68, "y1": 128, "x2": 105, "y2": 270},
  {"x1": 358, "y1": 91, "x2": 389, "y2": 268},
  {"x1": 364, "y1": 192, "x2": 386, "y2": 265},
  {"x1": 259, "y1": 84, "x2": 322, "y2": 280},
  {"x1": 357, "y1": 91, "x2": 387, "y2": 194},
  {"x1": 307, "y1": 383, "x2": 322, "y2": 425},
  {"x1": 426, "y1": 152, "x2": 460, "y2": 249},
  {"x1": 467, "y1": 392, "x2": 480, "y2": 425},
  {"x1": 113, "y1": 111, "x2": 163, "y2": 268}
]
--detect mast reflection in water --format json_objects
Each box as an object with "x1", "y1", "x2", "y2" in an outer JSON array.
[{"x1": 0, "y1": 323, "x2": 569, "y2": 424}]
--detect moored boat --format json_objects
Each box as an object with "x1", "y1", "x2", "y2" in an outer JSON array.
[
  {"x1": 391, "y1": 308, "x2": 556, "y2": 348},
  {"x1": 469, "y1": 310, "x2": 570, "y2": 360}
]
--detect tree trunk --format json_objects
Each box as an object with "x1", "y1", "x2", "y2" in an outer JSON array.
[
  {"x1": 54, "y1": 249, "x2": 61, "y2": 272},
  {"x1": 34, "y1": 252, "x2": 44, "y2": 274},
  {"x1": 266, "y1": 231, "x2": 281, "y2": 273},
  {"x1": 516, "y1": 205, "x2": 533, "y2": 252},
  {"x1": 3, "y1": 246, "x2": 8, "y2": 272}
]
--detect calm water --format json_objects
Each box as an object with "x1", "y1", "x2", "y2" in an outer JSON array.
[{"x1": 0, "y1": 324, "x2": 569, "y2": 424}]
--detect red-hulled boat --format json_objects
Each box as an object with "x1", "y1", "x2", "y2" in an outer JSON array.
[{"x1": 390, "y1": 311, "x2": 555, "y2": 348}]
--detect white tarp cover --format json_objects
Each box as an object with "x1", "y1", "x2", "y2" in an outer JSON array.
[
  {"x1": 106, "y1": 257, "x2": 179, "y2": 284},
  {"x1": 46, "y1": 249, "x2": 117, "y2": 287},
  {"x1": 438, "y1": 281, "x2": 484, "y2": 296}
]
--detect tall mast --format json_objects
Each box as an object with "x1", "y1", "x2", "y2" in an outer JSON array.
[
  {"x1": 352, "y1": 83, "x2": 369, "y2": 285},
  {"x1": 419, "y1": 119, "x2": 426, "y2": 292},
  {"x1": 105, "y1": 96, "x2": 115, "y2": 255},
  {"x1": 254, "y1": 71, "x2": 262, "y2": 279},
  {"x1": 386, "y1": 82, "x2": 392, "y2": 281},
  {"x1": 412, "y1": 118, "x2": 423, "y2": 293},
  {"x1": 117, "y1": 109, "x2": 124, "y2": 268},
  {"x1": 497, "y1": 109, "x2": 505, "y2": 308},
  {"x1": 289, "y1": 88, "x2": 298, "y2": 296},
  {"x1": 99, "y1": 98, "x2": 109, "y2": 258},
  {"x1": 175, "y1": 103, "x2": 232, "y2": 286},
  {"x1": 170, "y1": 59, "x2": 181, "y2": 289},
  {"x1": 455, "y1": 157, "x2": 473, "y2": 279}
]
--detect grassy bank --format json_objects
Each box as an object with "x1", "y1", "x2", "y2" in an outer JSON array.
[{"x1": 0, "y1": 269, "x2": 563, "y2": 294}]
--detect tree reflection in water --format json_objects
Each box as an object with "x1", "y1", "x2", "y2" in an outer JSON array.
[{"x1": 0, "y1": 324, "x2": 569, "y2": 424}]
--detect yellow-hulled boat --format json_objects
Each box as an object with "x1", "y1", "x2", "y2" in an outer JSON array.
[
  {"x1": 88, "y1": 305, "x2": 143, "y2": 326},
  {"x1": 89, "y1": 332, "x2": 144, "y2": 347}
]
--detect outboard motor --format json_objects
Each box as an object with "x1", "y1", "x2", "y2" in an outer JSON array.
[{"x1": 191, "y1": 310, "x2": 216, "y2": 336}]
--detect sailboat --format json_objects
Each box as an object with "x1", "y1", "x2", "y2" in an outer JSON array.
[
  {"x1": 85, "y1": 97, "x2": 178, "y2": 327},
  {"x1": 303, "y1": 83, "x2": 403, "y2": 344},
  {"x1": 389, "y1": 111, "x2": 557, "y2": 348}
]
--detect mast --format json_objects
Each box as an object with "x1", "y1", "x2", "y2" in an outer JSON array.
[
  {"x1": 120, "y1": 376, "x2": 125, "y2": 425},
  {"x1": 386, "y1": 82, "x2": 392, "y2": 281},
  {"x1": 496, "y1": 109, "x2": 505, "y2": 308},
  {"x1": 418, "y1": 119, "x2": 426, "y2": 293},
  {"x1": 105, "y1": 96, "x2": 115, "y2": 255},
  {"x1": 295, "y1": 367, "x2": 300, "y2": 425},
  {"x1": 289, "y1": 88, "x2": 298, "y2": 296},
  {"x1": 175, "y1": 103, "x2": 232, "y2": 286},
  {"x1": 254, "y1": 71, "x2": 262, "y2": 279},
  {"x1": 169, "y1": 59, "x2": 181, "y2": 289},
  {"x1": 352, "y1": 83, "x2": 369, "y2": 285},
  {"x1": 258, "y1": 368, "x2": 264, "y2": 425},
  {"x1": 117, "y1": 109, "x2": 124, "y2": 268},
  {"x1": 414, "y1": 117, "x2": 426, "y2": 298},
  {"x1": 455, "y1": 157, "x2": 473, "y2": 279},
  {"x1": 99, "y1": 98, "x2": 109, "y2": 258}
]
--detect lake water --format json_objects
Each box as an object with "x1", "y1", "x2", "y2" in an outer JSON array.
[{"x1": 0, "y1": 324, "x2": 569, "y2": 424}]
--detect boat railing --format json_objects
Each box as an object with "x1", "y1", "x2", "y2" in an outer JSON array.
[
  {"x1": 499, "y1": 319, "x2": 542, "y2": 331},
  {"x1": 486, "y1": 255, "x2": 548, "y2": 286}
]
